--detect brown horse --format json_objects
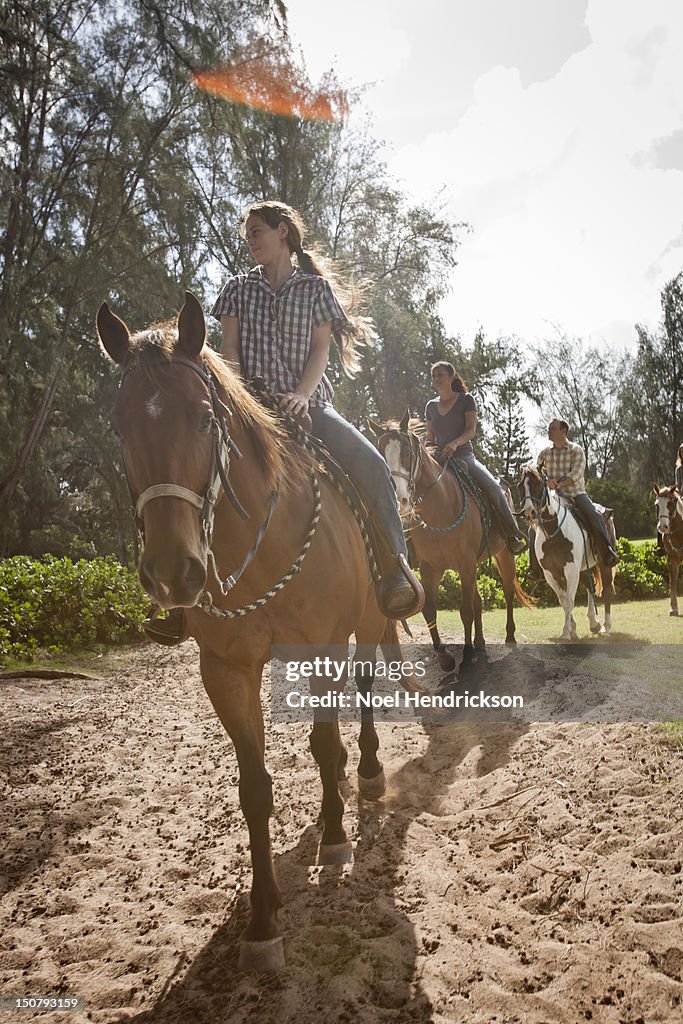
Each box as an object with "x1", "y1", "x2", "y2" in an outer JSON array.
[
  {"x1": 96, "y1": 293, "x2": 404, "y2": 972},
  {"x1": 371, "y1": 413, "x2": 531, "y2": 669},
  {"x1": 653, "y1": 484, "x2": 683, "y2": 616}
]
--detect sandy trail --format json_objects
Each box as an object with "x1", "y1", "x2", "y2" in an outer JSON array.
[{"x1": 1, "y1": 637, "x2": 681, "y2": 1024}]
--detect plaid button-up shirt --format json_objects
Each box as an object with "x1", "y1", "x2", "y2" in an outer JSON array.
[
  {"x1": 536, "y1": 441, "x2": 586, "y2": 496},
  {"x1": 210, "y1": 267, "x2": 348, "y2": 406}
]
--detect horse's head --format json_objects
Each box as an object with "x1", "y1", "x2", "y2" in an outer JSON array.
[
  {"x1": 653, "y1": 484, "x2": 682, "y2": 536},
  {"x1": 368, "y1": 410, "x2": 421, "y2": 514},
  {"x1": 97, "y1": 293, "x2": 220, "y2": 608},
  {"x1": 519, "y1": 464, "x2": 547, "y2": 523}
]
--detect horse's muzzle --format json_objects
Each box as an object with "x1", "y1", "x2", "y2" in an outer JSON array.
[{"x1": 139, "y1": 553, "x2": 207, "y2": 608}]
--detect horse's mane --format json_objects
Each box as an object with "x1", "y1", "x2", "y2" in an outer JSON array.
[
  {"x1": 382, "y1": 418, "x2": 427, "y2": 440},
  {"x1": 127, "y1": 324, "x2": 310, "y2": 495}
]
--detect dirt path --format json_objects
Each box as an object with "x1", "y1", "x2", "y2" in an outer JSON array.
[{"x1": 1, "y1": 639, "x2": 681, "y2": 1024}]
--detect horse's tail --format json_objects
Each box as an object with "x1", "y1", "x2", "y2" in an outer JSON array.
[
  {"x1": 513, "y1": 577, "x2": 536, "y2": 609},
  {"x1": 591, "y1": 564, "x2": 604, "y2": 598},
  {"x1": 381, "y1": 618, "x2": 427, "y2": 694}
]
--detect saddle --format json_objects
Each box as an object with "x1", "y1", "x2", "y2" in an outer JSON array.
[
  {"x1": 566, "y1": 497, "x2": 616, "y2": 552},
  {"x1": 441, "y1": 457, "x2": 494, "y2": 556}
]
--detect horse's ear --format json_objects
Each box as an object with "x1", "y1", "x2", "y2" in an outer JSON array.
[
  {"x1": 366, "y1": 418, "x2": 383, "y2": 439},
  {"x1": 399, "y1": 408, "x2": 410, "y2": 432},
  {"x1": 177, "y1": 291, "x2": 206, "y2": 357},
  {"x1": 97, "y1": 302, "x2": 131, "y2": 365},
  {"x1": 652, "y1": 483, "x2": 660, "y2": 495}
]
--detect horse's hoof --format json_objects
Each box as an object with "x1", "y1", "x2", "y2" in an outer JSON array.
[
  {"x1": 317, "y1": 840, "x2": 354, "y2": 865},
  {"x1": 670, "y1": 610, "x2": 679, "y2": 617},
  {"x1": 505, "y1": 636, "x2": 517, "y2": 645},
  {"x1": 358, "y1": 768, "x2": 386, "y2": 800},
  {"x1": 590, "y1": 623, "x2": 602, "y2": 634},
  {"x1": 239, "y1": 936, "x2": 285, "y2": 973},
  {"x1": 437, "y1": 652, "x2": 456, "y2": 672}
]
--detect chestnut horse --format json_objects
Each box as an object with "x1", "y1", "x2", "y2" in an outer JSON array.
[
  {"x1": 653, "y1": 484, "x2": 683, "y2": 616},
  {"x1": 371, "y1": 414, "x2": 531, "y2": 669},
  {"x1": 96, "y1": 293, "x2": 401, "y2": 972}
]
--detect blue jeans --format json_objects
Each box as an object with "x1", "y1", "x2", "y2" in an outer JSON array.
[
  {"x1": 573, "y1": 492, "x2": 613, "y2": 546},
  {"x1": 453, "y1": 453, "x2": 522, "y2": 539},
  {"x1": 309, "y1": 405, "x2": 406, "y2": 552}
]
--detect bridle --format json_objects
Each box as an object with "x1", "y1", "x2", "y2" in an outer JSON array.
[
  {"x1": 120, "y1": 356, "x2": 249, "y2": 553},
  {"x1": 656, "y1": 492, "x2": 683, "y2": 551},
  {"x1": 385, "y1": 430, "x2": 449, "y2": 511},
  {"x1": 521, "y1": 470, "x2": 568, "y2": 538}
]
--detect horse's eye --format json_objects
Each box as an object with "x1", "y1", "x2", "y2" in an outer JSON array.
[
  {"x1": 111, "y1": 422, "x2": 122, "y2": 440},
  {"x1": 198, "y1": 410, "x2": 214, "y2": 434}
]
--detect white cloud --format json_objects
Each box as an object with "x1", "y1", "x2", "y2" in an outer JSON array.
[{"x1": 286, "y1": 0, "x2": 683, "y2": 348}]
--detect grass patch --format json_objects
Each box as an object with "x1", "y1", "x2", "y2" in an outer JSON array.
[{"x1": 431, "y1": 597, "x2": 683, "y2": 644}]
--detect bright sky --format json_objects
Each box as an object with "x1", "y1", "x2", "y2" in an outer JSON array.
[{"x1": 285, "y1": 0, "x2": 683, "y2": 351}]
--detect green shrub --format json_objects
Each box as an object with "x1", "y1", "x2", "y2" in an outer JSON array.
[
  {"x1": 434, "y1": 538, "x2": 671, "y2": 610},
  {"x1": 0, "y1": 556, "x2": 148, "y2": 664}
]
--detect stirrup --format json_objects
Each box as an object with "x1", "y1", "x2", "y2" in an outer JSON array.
[{"x1": 376, "y1": 554, "x2": 424, "y2": 619}]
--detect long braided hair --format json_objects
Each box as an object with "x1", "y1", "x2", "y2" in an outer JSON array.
[{"x1": 240, "y1": 200, "x2": 373, "y2": 376}]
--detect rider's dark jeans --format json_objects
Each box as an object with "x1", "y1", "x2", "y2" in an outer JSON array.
[
  {"x1": 309, "y1": 404, "x2": 407, "y2": 553},
  {"x1": 453, "y1": 452, "x2": 523, "y2": 540},
  {"x1": 573, "y1": 492, "x2": 613, "y2": 547}
]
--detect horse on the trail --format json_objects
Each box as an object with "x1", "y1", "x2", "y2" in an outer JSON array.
[
  {"x1": 371, "y1": 413, "x2": 532, "y2": 669},
  {"x1": 96, "y1": 293, "x2": 408, "y2": 973},
  {"x1": 520, "y1": 465, "x2": 616, "y2": 640},
  {"x1": 653, "y1": 484, "x2": 683, "y2": 616}
]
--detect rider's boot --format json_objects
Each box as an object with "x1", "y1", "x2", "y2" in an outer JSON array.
[
  {"x1": 600, "y1": 541, "x2": 619, "y2": 568},
  {"x1": 142, "y1": 607, "x2": 189, "y2": 646},
  {"x1": 369, "y1": 512, "x2": 424, "y2": 619}
]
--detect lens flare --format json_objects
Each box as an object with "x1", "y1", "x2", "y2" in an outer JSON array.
[{"x1": 193, "y1": 61, "x2": 347, "y2": 123}]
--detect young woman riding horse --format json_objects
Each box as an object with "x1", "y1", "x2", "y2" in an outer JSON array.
[
  {"x1": 375, "y1": 409, "x2": 532, "y2": 666},
  {"x1": 147, "y1": 201, "x2": 422, "y2": 644},
  {"x1": 96, "y1": 292, "x2": 417, "y2": 972},
  {"x1": 426, "y1": 362, "x2": 526, "y2": 555}
]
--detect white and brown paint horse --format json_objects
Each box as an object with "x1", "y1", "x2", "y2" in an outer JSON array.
[
  {"x1": 653, "y1": 484, "x2": 683, "y2": 616},
  {"x1": 520, "y1": 465, "x2": 616, "y2": 640},
  {"x1": 372, "y1": 413, "x2": 532, "y2": 668}
]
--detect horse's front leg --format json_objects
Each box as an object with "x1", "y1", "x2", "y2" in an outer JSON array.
[
  {"x1": 200, "y1": 651, "x2": 283, "y2": 973},
  {"x1": 353, "y1": 644, "x2": 386, "y2": 800},
  {"x1": 669, "y1": 556, "x2": 680, "y2": 616},
  {"x1": 310, "y1": 705, "x2": 353, "y2": 864},
  {"x1": 562, "y1": 566, "x2": 581, "y2": 640},
  {"x1": 420, "y1": 562, "x2": 454, "y2": 671},
  {"x1": 459, "y1": 561, "x2": 478, "y2": 658}
]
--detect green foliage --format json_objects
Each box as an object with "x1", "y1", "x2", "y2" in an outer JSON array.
[
  {"x1": 435, "y1": 538, "x2": 670, "y2": 610},
  {"x1": 0, "y1": 556, "x2": 149, "y2": 664},
  {"x1": 587, "y1": 479, "x2": 654, "y2": 539}
]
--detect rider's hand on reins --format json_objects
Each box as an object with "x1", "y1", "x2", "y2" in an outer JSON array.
[{"x1": 279, "y1": 391, "x2": 310, "y2": 419}]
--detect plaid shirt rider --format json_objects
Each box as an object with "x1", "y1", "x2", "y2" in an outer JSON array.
[
  {"x1": 536, "y1": 440, "x2": 586, "y2": 497},
  {"x1": 211, "y1": 268, "x2": 348, "y2": 407}
]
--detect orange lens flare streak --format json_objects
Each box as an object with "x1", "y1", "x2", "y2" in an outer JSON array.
[{"x1": 193, "y1": 64, "x2": 346, "y2": 123}]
